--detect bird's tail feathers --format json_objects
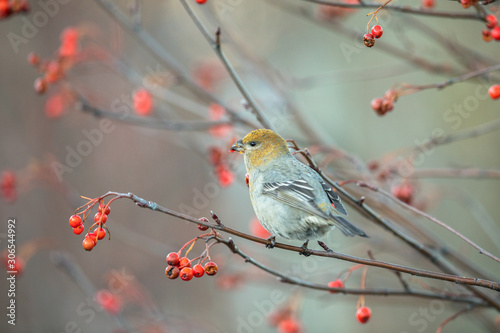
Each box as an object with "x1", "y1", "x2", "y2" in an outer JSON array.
[{"x1": 332, "y1": 215, "x2": 368, "y2": 238}]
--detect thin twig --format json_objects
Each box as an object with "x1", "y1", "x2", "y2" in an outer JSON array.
[
  {"x1": 343, "y1": 181, "x2": 500, "y2": 265},
  {"x1": 299, "y1": 0, "x2": 484, "y2": 20},
  {"x1": 178, "y1": 0, "x2": 273, "y2": 130},
  {"x1": 435, "y1": 305, "x2": 474, "y2": 333},
  {"x1": 86, "y1": 191, "x2": 500, "y2": 295},
  {"x1": 215, "y1": 238, "x2": 486, "y2": 305}
]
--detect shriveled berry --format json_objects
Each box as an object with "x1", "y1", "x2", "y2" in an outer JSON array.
[
  {"x1": 489, "y1": 85, "x2": 500, "y2": 99},
  {"x1": 94, "y1": 212, "x2": 107, "y2": 224},
  {"x1": 198, "y1": 217, "x2": 209, "y2": 231},
  {"x1": 69, "y1": 214, "x2": 82, "y2": 228},
  {"x1": 328, "y1": 279, "x2": 345, "y2": 293},
  {"x1": 483, "y1": 29, "x2": 492, "y2": 42},
  {"x1": 356, "y1": 306, "x2": 372, "y2": 323},
  {"x1": 165, "y1": 265, "x2": 180, "y2": 279},
  {"x1": 371, "y1": 25, "x2": 383, "y2": 39},
  {"x1": 73, "y1": 225, "x2": 84, "y2": 235},
  {"x1": 166, "y1": 252, "x2": 180, "y2": 266},
  {"x1": 34, "y1": 77, "x2": 47, "y2": 94},
  {"x1": 363, "y1": 33, "x2": 375, "y2": 47},
  {"x1": 192, "y1": 264, "x2": 205, "y2": 278},
  {"x1": 204, "y1": 261, "x2": 218, "y2": 276},
  {"x1": 180, "y1": 267, "x2": 194, "y2": 281},
  {"x1": 179, "y1": 257, "x2": 191, "y2": 268},
  {"x1": 486, "y1": 14, "x2": 498, "y2": 29}
]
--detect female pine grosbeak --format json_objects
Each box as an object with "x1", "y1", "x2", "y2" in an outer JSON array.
[{"x1": 231, "y1": 129, "x2": 367, "y2": 251}]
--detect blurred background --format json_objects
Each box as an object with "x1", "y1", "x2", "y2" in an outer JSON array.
[{"x1": 0, "y1": 0, "x2": 499, "y2": 332}]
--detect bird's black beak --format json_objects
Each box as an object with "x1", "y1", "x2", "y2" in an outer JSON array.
[{"x1": 230, "y1": 139, "x2": 244, "y2": 153}]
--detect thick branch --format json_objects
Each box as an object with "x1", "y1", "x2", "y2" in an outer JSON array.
[{"x1": 92, "y1": 192, "x2": 500, "y2": 295}]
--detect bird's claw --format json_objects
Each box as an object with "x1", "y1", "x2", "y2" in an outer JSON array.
[
  {"x1": 299, "y1": 240, "x2": 312, "y2": 257},
  {"x1": 265, "y1": 236, "x2": 276, "y2": 249}
]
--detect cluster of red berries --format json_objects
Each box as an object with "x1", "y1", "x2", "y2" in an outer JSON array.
[
  {"x1": 132, "y1": 88, "x2": 153, "y2": 116},
  {"x1": 208, "y1": 144, "x2": 235, "y2": 187},
  {"x1": 363, "y1": 24, "x2": 383, "y2": 48},
  {"x1": 0, "y1": 0, "x2": 29, "y2": 19},
  {"x1": 1, "y1": 170, "x2": 17, "y2": 203},
  {"x1": 30, "y1": 27, "x2": 81, "y2": 94},
  {"x1": 69, "y1": 203, "x2": 111, "y2": 251},
  {"x1": 482, "y1": 14, "x2": 500, "y2": 42},
  {"x1": 165, "y1": 252, "x2": 218, "y2": 281},
  {"x1": 370, "y1": 89, "x2": 397, "y2": 116}
]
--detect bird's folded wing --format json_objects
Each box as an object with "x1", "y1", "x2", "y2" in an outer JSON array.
[
  {"x1": 262, "y1": 179, "x2": 331, "y2": 220},
  {"x1": 320, "y1": 180, "x2": 348, "y2": 216}
]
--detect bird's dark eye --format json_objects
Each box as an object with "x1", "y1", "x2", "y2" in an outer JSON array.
[{"x1": 249, "y1": 141, "x2": 257, "y2": 147}]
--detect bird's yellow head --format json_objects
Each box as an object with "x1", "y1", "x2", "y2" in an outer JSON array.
[{"x1": 230, "y1": 129, "x2": 290, "y2": 170}]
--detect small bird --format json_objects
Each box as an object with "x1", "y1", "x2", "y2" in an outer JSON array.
[{"x1": 230, "y1": 129, "x2": 367, "y2": 252}]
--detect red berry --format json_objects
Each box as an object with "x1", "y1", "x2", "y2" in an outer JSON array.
[
  {"x1": 166, "y1": 252, "x2": 180, "y2": 266},
  {"x1": 82, "y1": 237, "x2": 95, "y2": 251},
  {"x1": 363, "y1": 33, "x2": 375, "y2": 47},
  {"x1": 69, "y1": 214, "x2": 82, "y2": 228},
  {"x1": 461, "y1": 0, "x2": 471, "y2": 8},
  {"x1": 95, "y1": 290, "x2": 122, "y2": 315},
  {"x1": 245, "y1": 173, "x2": 250, "y2": 188},
  {"x1": 179, "y1": 257, "x2": 191, "y2": 268},
  {"x1": 192, "y1": 264, "x2": 205, "y2": 278},
  {"x1": 277, "y1": 318, "x2": 303, "y2": 333},
  {"x1": 165, "y1": 265, "x2": 180, "y2": 279},
  {"x1": 381, "y1": 99, "x2": 394, "y2": 112},
  {"x1": 34, "y1": 77, "x2": 47, "y2": 94},
  {"x1": 250, "y1": 217, "x2": 271, "y2": 239},
  {"x1": 328, "y1": 279, "x2": 345, "y2": 293},
  {"x1": 486, "y1": 14, "x2": 498, "y2": 29},
  {"x1": 491, "y1": 26, "x2": 500, "y2": 40},
  {"x1": 180, "y1": 267, "x2": 194, "y2": 281},
  {"x1": 98, "y1": 205, "x2": 111, "y2": 215},
  {"x1": 483, "y1": 29, "x2": 492, "y2": 42},
  {"x1": 204, "y1": 261, "x2": 218, "y2": 276},
  {"x1": 73, "y1": 225, "x2": 84, "y2": 235},
  {"x1": 196, "y1": 0, "x2": 207, "y2": 4},
  {"x1": 95, "y1": 228, "x2": 106, "y2": 240},
  {"x1": 392, "y1": 183, "x2": 414, "y2": 204},
  {"x1": 371, "y1": 98, "x2": 383, "y2": 112},
  {"x1": 45, "y1": 93, "x2": 67, "y2": 118},
  {"x1": 421, "y1": 0, "x2": 434, "y2": 8},
  {"x1": 94, "y1": 212, "x2": 107, "y2": 224},
  {"x1": 371, "y1": 25, "x2": 383, "y2": 39},
  {"x1": 489, "y1": 85, "x2": 500, "y2": 99},
  {"x1": 216, "y1": 164, "x2": 234, "y2": 187},
  {"x1": 208, "y1": 146, "x2": 223, "y2": 165},
  {"x1": 27, "y1": 52, "x2": 39, "y2": 66},
  {"x1": 356, "y1": 306, "x2": 372, "y2": 324},
  {"x1": 132, "y1": 88, "x2": 153, "y2": 116}
]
